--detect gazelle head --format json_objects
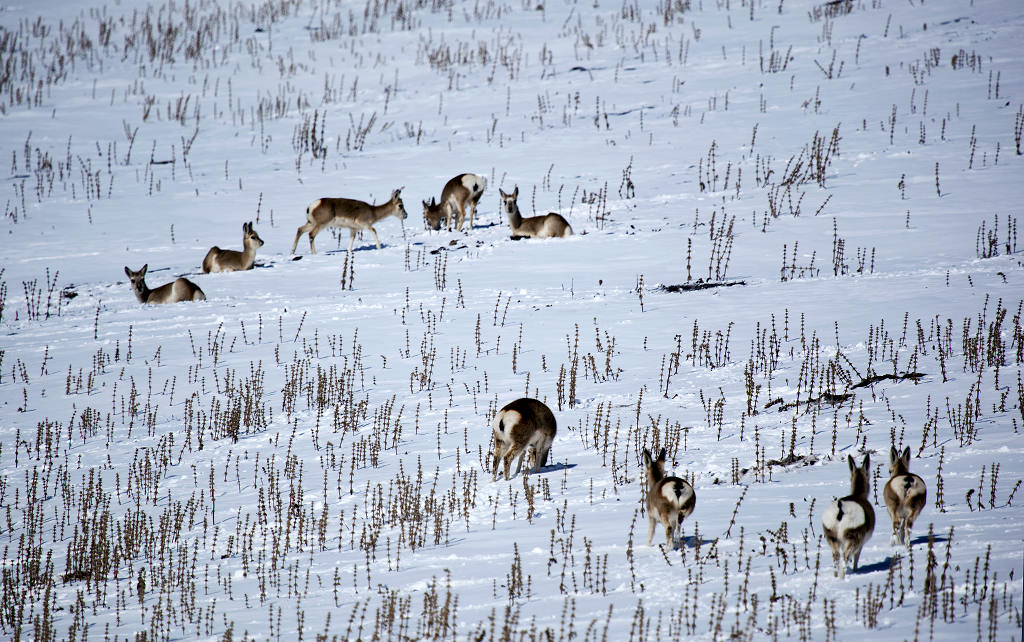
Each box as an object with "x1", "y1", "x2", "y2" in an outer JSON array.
[
  {"x1": 243, "y1": 221, "x2": 264, "y2": 248},
  {"x1": 499, "y1": 186, "x2": 520, "y2": 217},
  {"x1": 848, "y1": 453, "x2": 870, "y2": 497},
  {"x1": 124, "y1": 264, "x2": 149, "y2": 298},
  {"x1": 423, "y1": 197, "x2": 444, "y2": 230},
  {"x1": 888, "y1": 446, "x2": 911, "y2": 476},
  {"x1": 390, "y1": 188, "x2": 408, "y2": 220}
]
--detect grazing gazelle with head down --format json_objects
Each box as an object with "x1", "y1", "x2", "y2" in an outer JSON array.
[
  {"x1": 498, "y1": 186, "x2": 573, "y2": 239},
  {"x1": 202, "y1": 221, "x2": 264, "y2": 273},
  {"x1": 883, "y1": 446, "x2": 927, "y2": 549},
  {"x1": 124, "y1": 264, "x2": 205, "y2": 304},
  {"x1": 822, "y1": 454, "x2": 875, "y2": 578},
  {"x1": 642, "y1": 448, "x2": 696, "y2": 548},
  {"x1": 291, "y1": 188, "x2": 407, "y2": 255},
  {"x1": 423, "y1": 173, "x2": 488, "y2": 231},
  {"x1": 491, "y1": 398, "x2": 557, "y2": 481}
]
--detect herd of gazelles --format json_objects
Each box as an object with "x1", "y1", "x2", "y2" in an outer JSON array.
[
  {"x1": 122, "y1": 174, "x2": 927, "y2": 579},
  {"x1": 494, "y1": 397, "x2": 926, "y2": 578},
  {"x1": 124, "y1": 173, "x2": 571, "y2": 304}
]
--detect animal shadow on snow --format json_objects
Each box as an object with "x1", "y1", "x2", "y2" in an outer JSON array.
[
  {"x1": 850, "y1": 536, "x2": 947, "y2": 576},
  {"x1": 678, "y1": 535, "x2": 716, "y2": 549},
  {"x1": 323, "y1": 243, "x2": 382, "y2": 255},
  {"x1": 528, "y1": 462, "x2": 576, "y2": 476}
]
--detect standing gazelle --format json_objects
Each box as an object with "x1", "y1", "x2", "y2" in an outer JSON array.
[
  {"x1": 498, "y1": 187, "x2": 573, "y2": 239},
  {"x1": 642, "y1": 448, "x2": 696, "y2": 548},
  {"x1": 883, "y1": 446, "x2": 927, "y2": 549},
  {"x1": 822, "y1": 454, "x2": 875, "y2": 578},
  {"x1": 124, "y1": 264, "x2": 206, "y2": 304},
  {"x1": 423, "y1": 173, "x2": 488, "y2": 231},
  {"x1": 202, "y1": 221, "x2": 264, "y2": 272},
  {"x1": 291, "y1": 188, "x2": 407, "y2": 255},
  {"x1": 491, "y1": 398, "x2": 557, "y2": 481}
]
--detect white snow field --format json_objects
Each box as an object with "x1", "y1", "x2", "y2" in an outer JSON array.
[{"x1": 1, "y1": 0, "x2": 1022, "y2": 639}]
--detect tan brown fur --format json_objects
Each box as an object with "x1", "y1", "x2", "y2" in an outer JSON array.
[
  {"x1": 642, "y1": 448, "x2": 696, "y2": 548},
  {"x1": 291, "y1": 188, "x2": 407, "y2": 255},
  {"x1": 124, "y1": 264, "x2": 205, "y2": 304},
  {"x1": 203, "y1": 221, "x2": 264, "y2": 273},
  {"x1": 423, "y1": 173, "x2": 487, "y2": 231},
  {"x1": 822, "y1": 454, "x2": 875, "y2": 578},
  {"x1": 491, "y1": 398, "x2": 557, "y2": 481},
  {"x1": 499, "y1": 186, "x2": 573, "y2": 239},
  {"x1": 883, "y1": 446, "x2": 927, "y2": 549}
]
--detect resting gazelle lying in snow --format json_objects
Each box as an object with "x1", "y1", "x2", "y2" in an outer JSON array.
[
  {"x1": 822, "y1": 454, "x2": 875, "y2": 578},
  {"x1": 202, "y1": 221, "x2": 264, "y2": 273},
  {"x1": 883, "y1": 446, "x2": 927, "y2": 549},
  {"x1": 498, "y1": 187, "x2": 572, "y2": 239},
  {"x1": 642, "y1": 448, "x2": 696, "y2": 549},
  {"x1": 491, "y1": 398, "x2": 556, "y2": 481},
  {"x1": 124, "y1": 264, "x2": 205, "y2": 304}
]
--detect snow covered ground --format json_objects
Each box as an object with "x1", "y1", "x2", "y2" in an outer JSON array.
[{"x1": 1, "y1": 0, "x2": 1022, "y2": 639}]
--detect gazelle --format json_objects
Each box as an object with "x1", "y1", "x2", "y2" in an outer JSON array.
[
  {"x1": 202, "y1": 221, "x2": 264, "y2": 273},
  {"x1": 822, "y1": 454, "x2": 875, "y2": 578},
  {"x1": 642, "y1": 448, "x2": 696, "y2": 548},
  {"x1": 423, "y1": 173, "x2": 488, "y2": 231},
  {"x1": 291, "y1": 188, "x2": 407, "y2": 255},
  {"x1": 491, "y1": 398, "x2": 557, "y2": 481},
  {"x1": 498, "y1": 186, "x2": 573, "y2": 239},
  {"x1": 124, "y1": 264, "x2": 206, "y2": 304},
  {"x1": 883, "y1": 446, "x2": 927, "y2": 549}
]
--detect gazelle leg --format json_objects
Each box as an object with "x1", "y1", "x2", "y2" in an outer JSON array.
[
  {"x1": 370, "y1": 226, "x2": 382, "y2": 249},
  {"x1": 292, "y1": 222, "x2": 312, "y2": 254},
  {"x1": 308, "y1": 224, "x2": 322, "y2": 254},
  {"x1": 347, "y1": 228, "x2": 357, "y2": 254},
  {"x1": 647, "y1": 514, "x2": 656, "y2": 546},
  {"x1": 455, "y1": 202, "x2": 467, "y2": 231}
]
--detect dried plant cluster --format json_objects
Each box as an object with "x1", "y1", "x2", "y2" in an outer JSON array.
[{"x1": 1, "y1": 0, "x2": 1022, "y2": 639}]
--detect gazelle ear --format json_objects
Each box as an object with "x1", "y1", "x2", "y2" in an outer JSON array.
[
  {"x1": 890, "y1": 446, "x2": 898, "y2": 463},
  {"x1": 141, "y1": 264, "x2": 148, "y2": 275},
  {"x1": 124, "y1": 266, "x2": 131, "y2": 277},
  {"x1": 847, "y1": 455, "x2": 856, "y2": 471},
  {"x1": 642, "y1": 448, "x2": 651, "y2": 465},
  {"x1": 862, "y1": 454, "x2": 870, "y2": 470},
  {"x1": 512, "y1": 186, "x2": 519, "y2": 199},
  {"x1": 902, "y1": 447, "x2": 911, "y2": 464},
  {"x1": 657, "y1": 447, "x2": 667, "y2": 462}
]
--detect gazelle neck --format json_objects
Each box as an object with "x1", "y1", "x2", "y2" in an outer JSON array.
[
  {"x1": 506, "y1": 202, "x2": 523, "y2": 228},
  {"x1": 851, "y1": 473, "x2": 869, "y2": 498}
]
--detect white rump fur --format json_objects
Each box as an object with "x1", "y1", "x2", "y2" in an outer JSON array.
[
  {"x1": 491, "y1": 398, "x2": 557, "y2": 481},
  {"x1": 643, "y1": 448, "x2": 696, "y2": 549}
]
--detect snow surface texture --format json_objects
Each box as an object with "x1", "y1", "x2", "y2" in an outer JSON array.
[{"x1": 1, "y1": 0, "x2": 1022, "y2": 639}]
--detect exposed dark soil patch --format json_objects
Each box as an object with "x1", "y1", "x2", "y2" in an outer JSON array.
[
  {"x1": 851, "y1": 371, "x2": 925, "y2": 388},
  {"x1": 657, "y1": 280, "x2": 746, "y2": 292}
]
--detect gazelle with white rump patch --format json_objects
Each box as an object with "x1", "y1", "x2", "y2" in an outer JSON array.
[
  {"x1": 822, "y1": 454, "x2": 875, "y2": 578},
  {"x1": 883, "y1": 446, "x2": 927, "y2": 549},
  {"x1": 124, "y1": 264, "x2": 206, "y2": 304},
  {"x1": 202, "y1": 221, "x2": 264, "y2": 273},
  {"x1": 423, "y1": 173, "x2": 487, "y2": 231},
  {"x1": 291, "y1": 188, "x2": 407, "y2": 255},
  {"x1": 642, "y1": 448, "x2": 696, "y2": 548},
  {"x1": 499, "y1": 186, "x2": 573, "y2": 239},
  {"x1": 491, "y1": 398, "x2": 557, "y2": 481}
]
